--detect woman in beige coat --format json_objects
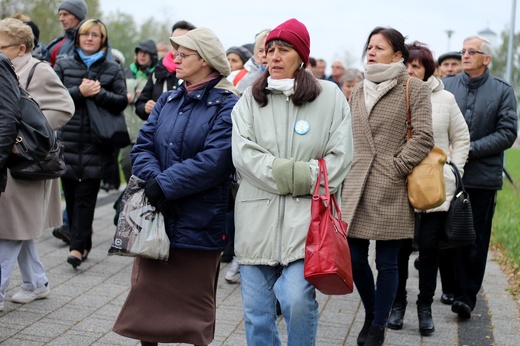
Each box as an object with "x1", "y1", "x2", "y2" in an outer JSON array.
[
  {"x1": 341, "y1": 27, "x2": 434, "y2": 346},
  {"x1": 0, "y1": 18, "x2": 74, "y2": 309}
]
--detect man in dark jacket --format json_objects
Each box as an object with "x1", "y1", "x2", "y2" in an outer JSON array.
[
  {"x1": 134, "y1": 20, "x2": 195, "y2": 120},
  {"x1": 443, "y1": 35, "x2": 518, "y2": 319},
  {"x1": 46, "y1": 0, "x2": 87, "y2": 67}
]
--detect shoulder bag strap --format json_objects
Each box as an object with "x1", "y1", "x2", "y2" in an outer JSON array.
[
  {"x1": 25, "y1": 62, "x2": 43, "y2": 90},
  {"x1": 448, "y1": 161, "x2": 466, "y2": 196},
  {"x1": 315, "y1": 159, "x2": 330, "y2": 201},
  {"x1": 405, "y1": 77, "x2": 412, "y2": 140}
]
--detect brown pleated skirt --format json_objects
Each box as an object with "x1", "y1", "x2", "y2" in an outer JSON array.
[{"x1": 113, "y1": 248, "x2": 221, "y2": 345}]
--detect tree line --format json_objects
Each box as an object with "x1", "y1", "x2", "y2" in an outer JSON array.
[
  {"x1": 1, "y1": 0, "x2": 519, "y2": 106},
  {"x1": 0, "y1": 0, "x2": 170, "y2": 68}
]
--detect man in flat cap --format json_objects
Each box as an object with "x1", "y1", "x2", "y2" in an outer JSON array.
[{"x1": 437, "y1": 51, "x2": 462, "y2": 78}]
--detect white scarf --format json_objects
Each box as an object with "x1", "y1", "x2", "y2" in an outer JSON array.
[
  {"x1": 363, "y1": 59, "x2": 405, "y2": 113},
  {"x1": 266, "y1": 77, "x2": 295, "y2": 97}
]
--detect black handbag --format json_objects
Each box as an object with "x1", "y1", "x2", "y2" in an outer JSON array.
[
  {"x1": 7, "y1": 86, "x2": 56, "y2": 169},
  {"x1": 10, "y1": 140, "x2": 66, "y2": 180},
  {"x1": 86, "y1": 99, "x2": 130, "y2": 149},
  {"x1": 439, "y1": 162, "x2": 476, "y2": 249}
]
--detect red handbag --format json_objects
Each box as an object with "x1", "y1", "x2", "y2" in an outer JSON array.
[{"x1": 304, "y1": 159, "x2": 353, "y2": 295}]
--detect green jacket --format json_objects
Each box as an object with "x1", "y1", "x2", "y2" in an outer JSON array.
[
  {"x1": 124, "y1": 77, "x2": 148, "y2": 142},
  {"x1": 231, "y1": 79, "x2": 353, "y2": 265}
]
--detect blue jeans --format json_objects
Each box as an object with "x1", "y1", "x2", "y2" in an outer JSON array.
[
  {"x1": 348, "y1": 238, "x2": 401, "y2": 327},
  {"x1": 240, "y1": 260, "x2": 319, "y2": 346}
]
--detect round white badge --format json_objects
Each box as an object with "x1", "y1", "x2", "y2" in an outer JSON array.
[{"x1": 294, "y1": 120, "x2": 310, "y2": 135}]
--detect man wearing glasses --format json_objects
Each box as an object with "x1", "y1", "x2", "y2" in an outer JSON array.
[{"x1": 443, "y1": 36, "x2": 518, "y2": 320}]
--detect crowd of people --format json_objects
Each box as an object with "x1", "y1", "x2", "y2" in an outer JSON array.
[{"x1": 0, "y1": 1, "x2": 518, "y2": 346}]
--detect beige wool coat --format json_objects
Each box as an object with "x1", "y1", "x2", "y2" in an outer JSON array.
[
  {"x1": 0, "y1": 53, "x2": 74, "y2": 240},
  {"x1": 341, "y1": 70, "x2": 434, "y2": 240}
]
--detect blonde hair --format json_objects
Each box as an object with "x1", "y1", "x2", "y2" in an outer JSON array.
[
  {"x1": 254, "y1": 29, "x2": 270, "y2": 52},
  {"x1": 75, "y1": 19, "x2": 108, "y2": 51},
  {"x1": 0, "y1": 17, "x2": 34, "y2": 52}
]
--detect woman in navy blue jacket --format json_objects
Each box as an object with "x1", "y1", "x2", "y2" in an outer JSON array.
[{"x1": 113, "y1": 28, "x2": 239, "y2": 346}]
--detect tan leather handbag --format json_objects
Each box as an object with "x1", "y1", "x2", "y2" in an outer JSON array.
[{"x1": 405, "y1": 78, "x2": 447, "y2": 210}]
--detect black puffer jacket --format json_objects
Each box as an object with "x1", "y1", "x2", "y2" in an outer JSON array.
[
  {"x1": 134, "y1": 60, "x2": 180, "y2": 120},
  {"x1": 54, "y1": 50, "x2": 128, "y2": 181},
  {"x1": 0, "y1": 54, "x2": 20, "y2": 192}
]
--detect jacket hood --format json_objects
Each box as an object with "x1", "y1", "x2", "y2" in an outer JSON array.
[
  {"x1": 426, "y1": 75, "x2": 444, "y2": 93},
  {"x1": 135, "y1": 39, "x2": 158, "y2": 57},
  {"x1": 214, "y1": 77, "x2": 240, "y2": 96}
]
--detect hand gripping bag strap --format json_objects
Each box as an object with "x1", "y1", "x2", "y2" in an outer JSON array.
[{"x1": 303, "y1": 159, "x2": 353, "y2": 295}]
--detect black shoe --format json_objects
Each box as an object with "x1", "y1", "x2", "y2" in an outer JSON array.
[
  {"x1": 414, "y1": 256, "x2": 420, "y2": 270},
  {"x1": 387, "y1": 300, "x2": 406, "y2": 330},
  {"x1": 364, "y1": 325, "x2": 385, "y2": 346},
  {"x1": 417, "y1": 304, "x2": 435, "y2": 336},
  {"x1": 441, "y1": 293, "x2": 455, "y2": 305},
  {"x1": 67, "y1": 255, "x2": 82, "y2": 269},
  {"x1": 220, "y1": 253, "x2": 233, "y2": 263},
  {"x1": 452, "y1": 301, "x2": 471, "y2": 319},
  {"x1": 357, "y1": 312, "x2": 374, "y2": 345},
  {"x1": 52, "y1": 225, "x2": 70, "y2": 244}
]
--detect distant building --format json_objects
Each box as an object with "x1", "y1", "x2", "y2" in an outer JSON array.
[{"x1": 478, "y1": 27, "x2": 498, "y2": 47}]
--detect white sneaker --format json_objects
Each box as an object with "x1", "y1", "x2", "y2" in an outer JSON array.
[
  {"x1": 11, "y1": 284, "x2": 50, "y2": 304},
  {"x1": 225, "y1": 257, "x2": 241, "y2": 284}
]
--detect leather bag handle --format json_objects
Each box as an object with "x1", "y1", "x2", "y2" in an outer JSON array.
[{"x1": 405, "y1": 77, "x2": 412, "y2": 140}]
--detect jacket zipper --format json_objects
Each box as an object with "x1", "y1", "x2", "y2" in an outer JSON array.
[{"x1": 277, "y1": 96, "x2": 291, "y2": 263}]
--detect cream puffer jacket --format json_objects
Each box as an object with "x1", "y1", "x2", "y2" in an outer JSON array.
[{"x1": 423, "y1": 76, "x2": 470, "y2": 213}]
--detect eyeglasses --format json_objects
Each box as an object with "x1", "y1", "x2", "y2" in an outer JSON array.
[
  {"x1": 460, "y1": 49, "x2": 485, "y2": 56},
  {"x1": 174, "y1": 52, "x2": 199, "y2": 60},
  {"x1": 79, "y1": 32, "x2": 102, "y2": 39},
  {"x1": 0, "y1": 44, "x2": 19, "y2": 50}
]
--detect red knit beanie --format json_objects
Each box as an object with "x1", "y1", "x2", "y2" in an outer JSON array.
[{"x1": 265, "y1": 18, "x2": 310, "y2": 66}]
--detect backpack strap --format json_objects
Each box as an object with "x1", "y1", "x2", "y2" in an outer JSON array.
[{"x1": 25, "y1": 62, "x2": 43, "y2": 90}]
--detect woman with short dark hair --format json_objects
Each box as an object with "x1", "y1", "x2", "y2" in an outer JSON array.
[{"x1": 342, "y1": 27, "x2": 435, "y2": 345}]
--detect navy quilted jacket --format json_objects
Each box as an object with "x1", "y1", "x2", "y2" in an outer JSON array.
[{"x1": 131, "y1": 76, "x2": 239, "y2": 251}]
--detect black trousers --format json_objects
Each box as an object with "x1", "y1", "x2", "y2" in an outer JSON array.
[
  {"x1": 61, "y1": 177, "x2": 101, "y2": 253},
  {"x1": 453, "y1": 188, "x2": 497, "y2": 310},
  {"x1": 395, "y1": 212, "x2": 447, "y2": 305}
]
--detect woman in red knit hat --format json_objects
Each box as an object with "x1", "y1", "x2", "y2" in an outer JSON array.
[{"x1": 232, "y1": 18, "x2": 353, "y2": 345}]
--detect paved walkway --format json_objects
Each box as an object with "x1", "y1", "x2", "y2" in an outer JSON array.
[{"x1": 1, "y1": 189, "x2": 519, "y2": 345}]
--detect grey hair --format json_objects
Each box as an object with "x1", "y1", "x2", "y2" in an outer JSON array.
[
  {"x1": 341, "y1": 68, "x2": 364, "y2": 85},
  {"x1": 464, "y1": 35, "x2": 493, "y2": 55}
]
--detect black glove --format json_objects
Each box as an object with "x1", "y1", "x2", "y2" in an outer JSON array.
[{"x1": 141, "y1": 178, "x2": 165, "y2": 207}]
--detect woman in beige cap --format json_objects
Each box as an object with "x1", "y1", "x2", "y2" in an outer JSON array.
[{"x1": 113, "y1": 27, "x2": 239, "y2": 346}]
